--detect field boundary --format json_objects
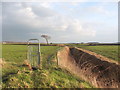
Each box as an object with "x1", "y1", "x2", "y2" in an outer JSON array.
[
  {"x1": 57, "y1": 46, "x2": 120, "y2": 88},
  {"x1": 75, "y1": 47, "x2": 119, "y2": 65}
]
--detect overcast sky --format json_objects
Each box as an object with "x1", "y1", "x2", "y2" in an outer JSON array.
[{"x1": 2, "y1": 1, "x2": 118, "y2": 43}]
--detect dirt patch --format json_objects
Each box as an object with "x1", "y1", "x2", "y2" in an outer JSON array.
[
  {"x1": 23, "y1": 60, "x2": 32, "y2": 70},
  {"x1": 0, "y1": 58, "x2": 6, "y2": 67},
  {"x1": 57, "y1": 46, "x2": 120, "y2": 88}
]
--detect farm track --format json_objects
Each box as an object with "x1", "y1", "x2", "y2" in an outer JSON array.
[{"x1": 57, "y1": 46, "x2": 120, "y2": 88}]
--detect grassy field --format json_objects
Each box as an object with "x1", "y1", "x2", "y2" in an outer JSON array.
[
  {"x1": 2, "y1": 45, "x2": 92, "y2": 88},
  {"x1": 76, "y1": 45, "x2": 119, "y2": 61}
]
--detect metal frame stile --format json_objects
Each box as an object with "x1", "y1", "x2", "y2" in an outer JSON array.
[{"x1": 27, "y1": 39, "x2": 41, "y2": 68}]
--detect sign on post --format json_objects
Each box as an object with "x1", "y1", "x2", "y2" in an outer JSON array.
[{"x1": 27, "y1": 39, "x2": 40, "y2": 68}]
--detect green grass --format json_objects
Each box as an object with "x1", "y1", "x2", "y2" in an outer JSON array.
[
  {"x1": 0, "y1": 44, "x2": 2, "y2": 58},
  {"x1": 2, "y1": 45, "x2": 27, "y2": 63},
  {"x1": 2, "y1": 45, "x2": 92, "y2": 88},
  {"x1": 76, "y1": 45, "x2": 119, "y2": 61}
]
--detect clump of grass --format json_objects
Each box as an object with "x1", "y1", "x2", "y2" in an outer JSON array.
[{"x1": 23, "y1": 60, "x2": 32, "y2": 70}]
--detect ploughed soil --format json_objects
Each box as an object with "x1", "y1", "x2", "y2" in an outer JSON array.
[{"x1": 57, "y1": 46, "x2": 120, "y2": 88}]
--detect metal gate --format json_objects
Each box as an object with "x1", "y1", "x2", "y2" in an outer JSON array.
[{"x1": 27, "y1": 39, "x2": 40, "y2": 67}]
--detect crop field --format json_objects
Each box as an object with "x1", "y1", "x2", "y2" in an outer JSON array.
[
  {"x1": 73, "y1": 45, "x2": 119, "y2": 62},
  {"x1": 2, "y1": 45, "x2": 92, "y2": 88}
]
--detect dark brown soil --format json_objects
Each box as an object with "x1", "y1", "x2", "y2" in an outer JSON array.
[{"x1": 57, "y1": 46, "x2": 120, "y2": 88}]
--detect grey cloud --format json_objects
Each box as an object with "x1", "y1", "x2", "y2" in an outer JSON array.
[
  {"x1": 2, "y1": 2, "x2": 99, "y2": 43},
  {"x1": 31, "y1": 5, "x2": 56, "y2": 17}
]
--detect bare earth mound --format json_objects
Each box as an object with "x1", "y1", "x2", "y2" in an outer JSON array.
[
  {"x1": 57, "y1": 46, "x2": 120, "y2": 88},
  {"x1": 0, "y1": 58, "x2": 6, "y2": 67}
]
